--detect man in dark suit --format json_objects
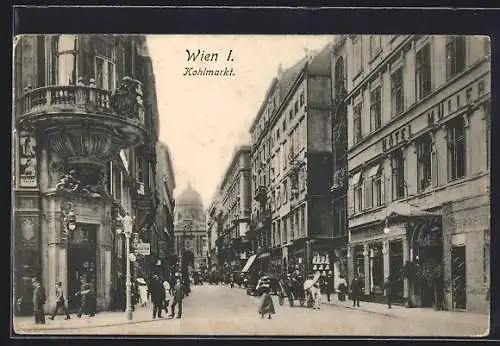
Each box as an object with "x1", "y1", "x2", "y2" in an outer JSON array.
[
  {"x1": 350, "y1": 274, "x2": 361, "y2": 308},
  {"x1": 32, "y1": 277, "x2": 46, "y2": 324}
]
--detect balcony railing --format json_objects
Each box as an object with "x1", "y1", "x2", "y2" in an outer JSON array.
[{"x1": 20, "y1": 84, "x2": 145, "y2": 125}]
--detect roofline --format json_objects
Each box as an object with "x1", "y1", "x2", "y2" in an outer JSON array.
[
  {"x1": 249, "y1": 78, "x2": 279, "y2": 132},
  {"x1": 219, "y1": 145, "x2": 251, "y2": 190}
]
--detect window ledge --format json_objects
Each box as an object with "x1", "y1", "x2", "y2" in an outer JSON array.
[
  {"x1": 353, "y1": 68, "x2": 364, "y2": 81},
  {"x1": 369, "y1": 49, "x2": 382, "y2": 64}
]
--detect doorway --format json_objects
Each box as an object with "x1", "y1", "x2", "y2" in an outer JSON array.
[
  {"x1": 389, "y1": 240, "x2": 404, "y2": 301},
  {"x1": 67, "y1": 223, "x2": 98, "y2": 311},
  {"x1": 451, "y1": 245, "x2": 467, "y2": 309}
]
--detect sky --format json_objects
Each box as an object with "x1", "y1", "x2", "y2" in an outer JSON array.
[{"x1": 147, "y1": 35, "x2": 333, "y2": 209}]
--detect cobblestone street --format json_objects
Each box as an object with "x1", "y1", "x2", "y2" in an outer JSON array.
[{"x1": 14, "y1": 284, "x2": 489, "y2": 337}]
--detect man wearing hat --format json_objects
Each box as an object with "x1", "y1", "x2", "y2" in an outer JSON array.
[
  {"x1": 32, "y1": 277, "x2": 46, "y2": 324},
  {"x1": 50, "y1": 281, "x2": 70, "y2": 320}
]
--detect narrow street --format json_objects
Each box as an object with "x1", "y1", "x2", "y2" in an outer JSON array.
[{"x1": 15, "y1": 284, "x2": 488, "y2": 337}]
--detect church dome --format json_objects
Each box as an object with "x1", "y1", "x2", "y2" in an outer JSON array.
[
  {"x1": 175, "y1": 183, "x2": 205, "y2": 224},
  {"x1": 176, "y1": 183, "x2": 203, "y2": 208}
]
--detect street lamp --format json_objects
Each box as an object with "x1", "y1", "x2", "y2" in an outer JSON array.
[
  {"x1": 118, "y1": 213, "x2": 134, "y2": 321},
  {"x1": 383, "y1": 218, "x2": 391, "y2": 235}
]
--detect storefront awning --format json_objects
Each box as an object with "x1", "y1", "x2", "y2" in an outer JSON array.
[
  {"x1": 351, "y1": 171, "x2": 362, "y2": 186},
  {"x1": 366, "y1": 164, "x2": 381, "y2": 178},
  {"x1": 241, "y1": 254, "x2": 257, "y2": 273},
  {"x1": 258, "y1": 252, "x2": 270, "y2": 259}
]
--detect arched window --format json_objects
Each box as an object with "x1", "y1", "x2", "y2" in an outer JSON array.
[{"x1": 56, "y1": 35, "x2": 78, "y2": 85}]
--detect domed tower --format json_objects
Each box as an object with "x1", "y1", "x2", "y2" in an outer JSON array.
[{"x1": 174, "y1": 183, "x2": 208, "y2": 271}]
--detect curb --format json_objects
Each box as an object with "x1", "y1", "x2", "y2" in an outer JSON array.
[
  {"x1": 321, "y1": 301, "x2": 397, "y2": 318},
  {"x1": 15, "y1": 316, "x2": 166, "y2": 332}
]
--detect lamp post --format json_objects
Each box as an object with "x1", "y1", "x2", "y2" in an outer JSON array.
[{"x1": 117, "y1": 213, "x2": 134, "y2": 321}]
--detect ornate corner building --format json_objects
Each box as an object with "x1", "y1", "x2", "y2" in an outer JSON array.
[{"x1": 13, "y1": 35, "x2": 175, "y2": 315}]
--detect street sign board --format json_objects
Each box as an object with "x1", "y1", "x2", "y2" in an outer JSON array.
[{"x1": 135, "y1": 242, "x2": 151, "y2": 255}]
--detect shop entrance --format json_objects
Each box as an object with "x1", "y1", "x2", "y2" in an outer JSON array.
[
  {"x1": 451, "y1": 245, "x2": 467, "y2": 309},
  {"x1": 67, "y1": 223, "x2": 98, "y2": 311},
  {"x1": 389, "y1": 240, "x2": 404, "y2": 301}
]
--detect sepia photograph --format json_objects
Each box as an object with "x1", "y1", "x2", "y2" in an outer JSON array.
[{"x1": 11, "y1": 33, "x2": 490, "y2": 337}]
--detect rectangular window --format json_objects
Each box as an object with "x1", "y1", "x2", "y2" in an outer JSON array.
[
  {"x1": 95, "y1": 56, "x2": 116, "y2": 91},
  {"x1": 353, "y1": 102, "x2": 362, "y2": 144},
  {"x1": 300, "y1": 206, "x2": 306, "y2": 237},
  {"x1": 369, "y1": 36, "x2": 381, "y2": 59},
  {"x1": 282, "y1": 216, "x2": 287, "y2": 244},
  {"x1": 391, "y1": 68, "x2": 404, "y2": 117},
  {"x1": 370, "y1": 87, "x2": 382, "y2": 132},
  {"x1": 353, "y1": 37, "x2": 362, "y2": 75},
  {"x1": 300, "y1": 92, "x2": 305, "y2": 106},
  {"x1": 290, "y1": 213, "x2": 295, "y2": 240},
  {"x1": 417, "y1": 134, "x2": 433, "y2": 192},
  {"x1": 373, "y1": 172, "x2": 383, "y2": 207},
  {"x1": 354, "y1": 184, "x2": 363, "y2": 213},
  {"x1": 294, "y1": 101, "x2": 299, "y2": 114},
  {"x1": 283, "y1": 179, "x2": 288, "y2": 204},
  {"x1": 392, "y1": 149, "x2": 406, "y2": 200},
  {"x1": 289, "y1": 109, "x2": 293, "y2": 121},
  {"x1": 446, "y1": 36, "x2": 466, "y2": 80},
  {"x1": 416, "y1": 43, "x2": 432, "y2": 100},
  {"x1": 447, "y1": 116, "x2": 466, "y2": 181},
  {"x1": 364, "y1": 178, "x2": 373, "y2": 210}
]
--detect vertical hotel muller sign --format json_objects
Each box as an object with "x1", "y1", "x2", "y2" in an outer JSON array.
[{"x1": 19, "y1": 131, "x2": 38, "y2": 188}]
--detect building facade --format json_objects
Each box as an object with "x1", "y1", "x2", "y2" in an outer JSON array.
[
  {"x1": 248, "y1": 45, "x2": 334, "y2": 276},
  {"x1": 345, "y1": 35, "x2": 490, "y2": 312},
  {"x1": 329, "y1": 36, "x2": 350, "y2": 290},
  {"x1": 153, "y1": 141, "x2": 176, "y2": 278},
  {"x1": 213, "y1": 146, "x2": 252, "y2": 271},
  {"x1": 206, "y1": 196, "x2": 221, "y2": 272},
  {"x1": 13, "y1": 34, "x2": 166, "y2": 314},
  {"x1": 173, "y1": 184, "x2": 208, "y2": 272}
]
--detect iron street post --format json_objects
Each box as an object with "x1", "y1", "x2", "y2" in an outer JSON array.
[{"x1": 119, "y1": 213, "x2": 134, "y2": 321}]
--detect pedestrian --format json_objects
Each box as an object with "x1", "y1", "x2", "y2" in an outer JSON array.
[
  {"x1": 76, "y1": 276, "x2": 94, "y2": 318},
  {"x1": 50, "y1": 281, "x2": 70, "y2": 320},
  {"x1": 324, "y1": 275, "x2": 333, "y2": 302},
  {"x1": 169, "y1": 278, "x2": 184, "y2": 319},
  {"x1": 337, "y1": 276, "x2": 347, "y2": 301},
  {"x1": 149, "y1": 275, "x2": 165, "y2": 318},
  {"x1": 311, "y1": 281, "x2": 322, "y2": 310},
  {"x1": 350, "y1": 274, "x2": 361, "y2": 308},
  {"x1": 383, "y1": 275, "x2": 393, "y2": 309},
  {"x1": 433, "y1": 265, "x2": 445, "y2": 311},
  {"x1": 139, "y1": 282, "x2": 148, "y2": 307},
  {"x1": 163, "y1": 278, "x2": 172, "y2": 316},
  {"x1": 32, "y1": 277, "x2": 46, "y2": 324},
  {"x1": 258, "y1": 284, "x2": 275, "y2": 319}
]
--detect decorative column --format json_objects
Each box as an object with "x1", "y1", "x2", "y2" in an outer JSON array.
[
  {"x1": 382, "y1": 240, "x2": 390, "y2": 280},
  {"x1": 363, "y1": 243, "x2": 370, "y2": 296},
  {"x1": 402, "y1": 235, "x2": 410, "y2": 301},
  {"x1": 346, "y1": 246, "x2": 353, "y2": 285}
]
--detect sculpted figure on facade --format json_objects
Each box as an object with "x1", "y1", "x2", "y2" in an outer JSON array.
[
  {"x1": 55, "y1": 169, "x2": 80, "y2": 192},
  {"x1": 110, "y1": 76, "x2": 143, "y2": 119}
]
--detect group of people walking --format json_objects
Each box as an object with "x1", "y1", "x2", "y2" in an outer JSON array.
[
  {"x1": 147, "y1": 274, "x2": 185, "y2": 319},
  {"x1": 30, "y1": 275, "x2": 96, "y2": 324}
]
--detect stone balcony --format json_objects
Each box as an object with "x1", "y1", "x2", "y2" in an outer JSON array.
[{"x1": 18, "y1": 78, "x2": 147, "y2": 168}]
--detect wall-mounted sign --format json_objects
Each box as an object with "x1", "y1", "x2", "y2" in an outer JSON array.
[
  {"x1": 382, "y1": 124, "x2": 412, "y2": 152},
  {"x1": 19, "y1": 132, "x2": 37, "y2": 187}
]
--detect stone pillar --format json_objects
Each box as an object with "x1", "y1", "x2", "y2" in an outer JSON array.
[
  {"x1": 363, "y1": 244, "x2": 370, "y2": 296},
  {"x1": 383, "y1": 240, "x2": 390, "y2": 280},
  {"x1": 402, "y1": 235, "x2": 410, "y2": 301},
  {"x1": 347, "y1": 246, "x2": 353, "y2": 285}
]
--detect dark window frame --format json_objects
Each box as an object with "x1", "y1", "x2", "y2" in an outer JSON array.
[
  {"x1": 370, "y1": 87, "x2": 382, "y2": 132},
  {"x1": 416, "y1": 43, "x2": 432, "y2": 100},
  {"x1": 447, "y1": 116, "x2": 466, "y2": 181},
  {"x1": 391, "y1": 67, "x2": 404, "y2": 117},
  {"x1": 353, "y1": 102, "x2": 363, "y2": 144},
  {"x1": 446, "y1": 36, "x2": 466, "y2": 80}
]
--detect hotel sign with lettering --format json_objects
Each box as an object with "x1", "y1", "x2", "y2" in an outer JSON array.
[{"x1": 382, "y1": 75, "x2": 488, "y2": 153}]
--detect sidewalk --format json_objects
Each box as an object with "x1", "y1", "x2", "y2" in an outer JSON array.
[
  {"x1": 320, "y1": 294, "x2": 489, "y2": 327},
  {"x1": 13, "y1": 305, "x2": 163, "y2": 333}
]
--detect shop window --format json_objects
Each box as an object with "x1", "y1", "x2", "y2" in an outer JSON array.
[
  {"x1": 446, "y1": 36, "x2": 466, "y2": 80},
  {"x1": 391, "y1": 67, "x2": 404, "y2": 117},
  {"x1": 354, "y1": 246, "x2": 365, "y2": 278},
  {"x1": 370, "y1": 87, "x2": 382, "y2": 133},
  {"x1": 391, "y1": 149, "x2": 406, "y2": 200},
  {"x1": 447, "y1": 116, "x2": 466, "y2": 181},
  {"x1": 371, "y1": 244, "x2": 384, "y2": 294},
  {"x1": 417, "y1": 134, "x2": 433, "y2": 192},
  {"x1": 416, "y1": 43, "x2": 432, "y2": 100},
  {"x1": 353, "y1": 102, "x2": 363, "y2": 144}
]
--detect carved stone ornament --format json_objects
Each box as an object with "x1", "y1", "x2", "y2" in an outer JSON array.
[
  {"x1": 21, "y1": 218, "x2": 35, "y2": 241},
  {"x1": 110, "y1": 76, "x2": 143, "y2": 119},
  {"x1": 55, "y1": 169, "x2": 80, "y2": 193}
]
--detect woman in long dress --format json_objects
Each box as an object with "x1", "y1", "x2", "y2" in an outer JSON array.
[
  {"x1": 258, "y1": 284, "x2": 275, "y2": 319},
  {"x1": 139, "y1": 284, "x2": 148, "y2": 307}
]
